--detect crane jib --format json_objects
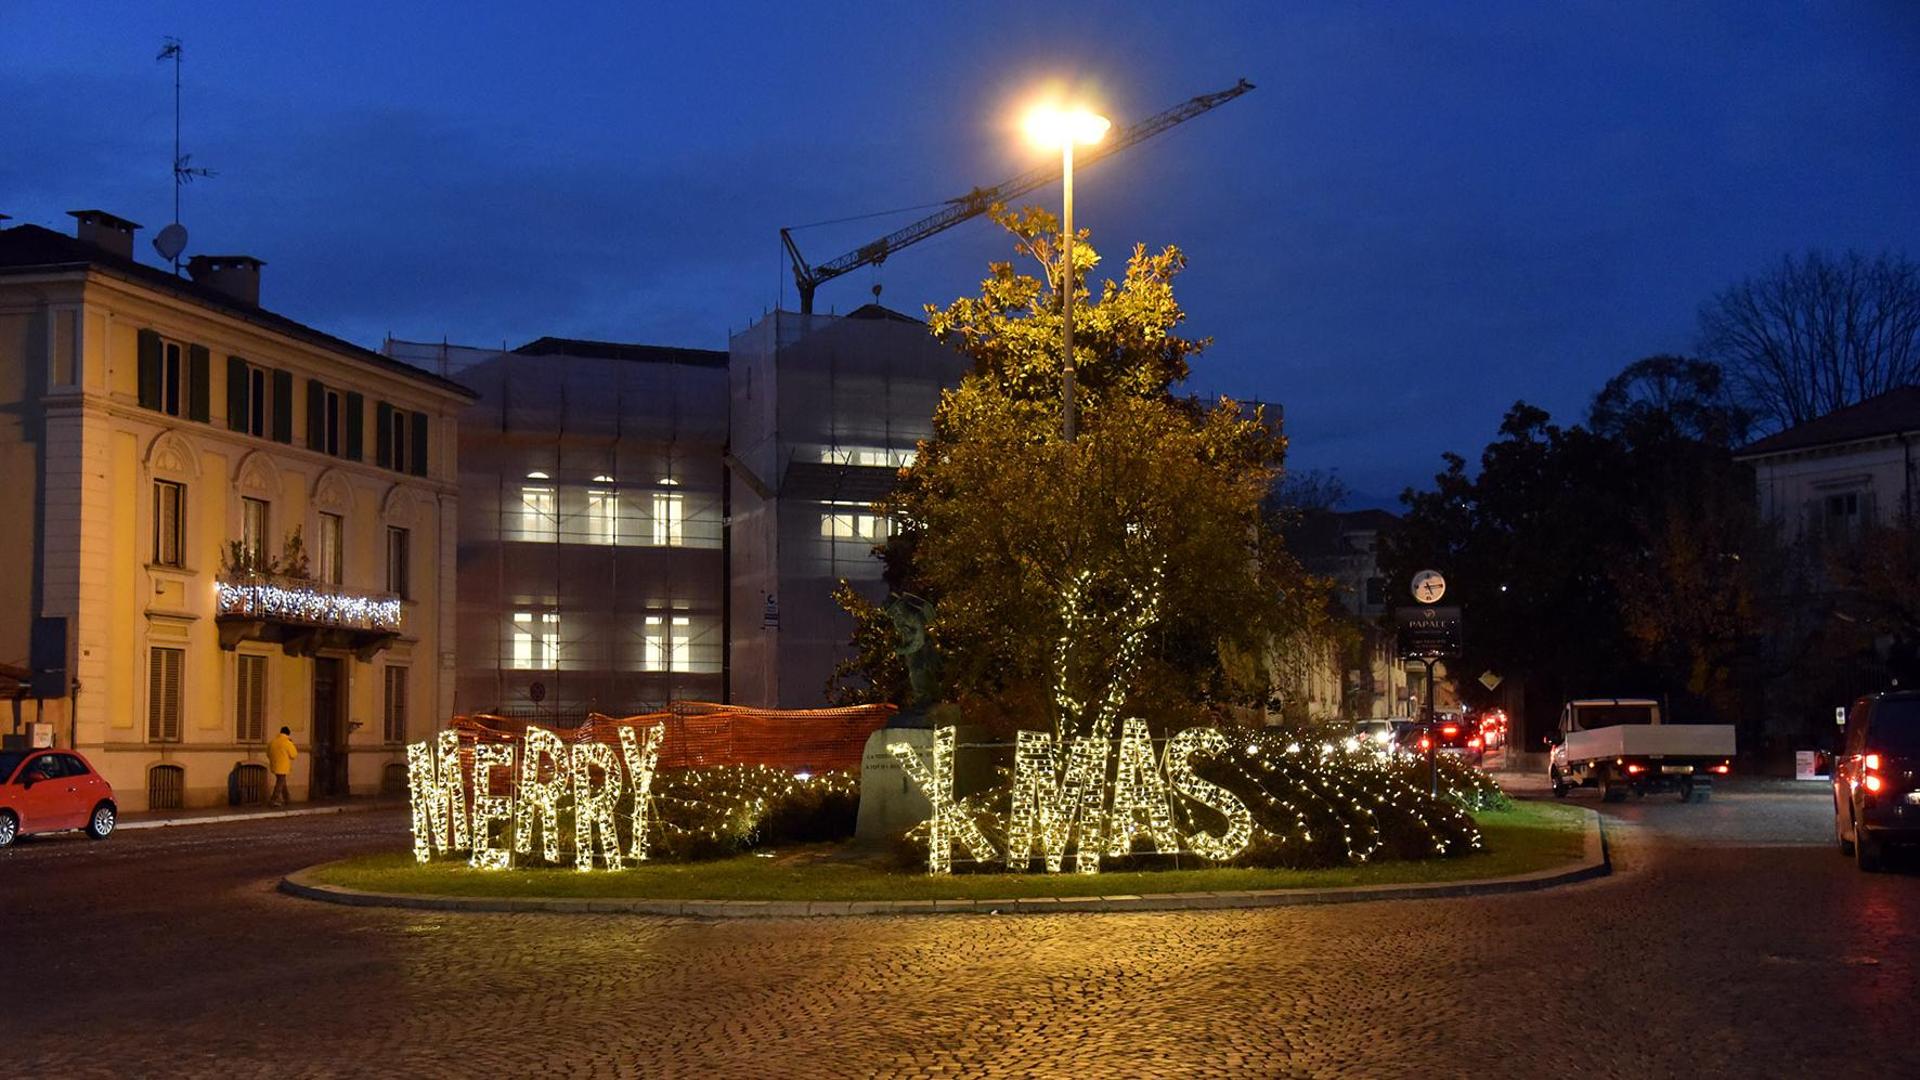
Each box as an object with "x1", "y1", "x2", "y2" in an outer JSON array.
[{"x1": 785, "y1": 78, "x2": 1255, "y2": 313}]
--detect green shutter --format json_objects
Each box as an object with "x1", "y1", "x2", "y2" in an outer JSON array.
[
  {"x1": 410, "y1": 411, "x2": 429, "y2": 477},
  {"x1": 137, "y1": 329, "x2": 162, "y2": 410},
  {"x1": 306, "y1": 379, "x2": 326, "y2": 451},
  {"x1": 186, "y1": 345, "x2": 210, "y2": 422},
  {"x1": 345, "y1": 392, "x2": 365, "y2": 461},
  {"x1": 375, "y1": 402, "x2": 394, "y2": 468},
  {"x1": 271, "y1": 369, "x2": 293, "y2": 443},
  {"x1": 226, "y1": 356, "x2": 250, "y2": 432}
]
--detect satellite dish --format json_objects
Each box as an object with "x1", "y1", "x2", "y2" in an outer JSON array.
[{"x1": 153, "y1": 222, "x2": 188, "y2": 263}]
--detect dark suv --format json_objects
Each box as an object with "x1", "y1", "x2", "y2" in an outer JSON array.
[{"x1": 1833, "y1": 691, "x2": 1920, "y2": 871}]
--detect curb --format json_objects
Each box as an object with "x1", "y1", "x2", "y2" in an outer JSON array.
[
  {"x1": 122, "y1": 800, "x2": 403, "y2": 832},
  {"x1": 278, "y1": 807, "x2": 1610, "y2": 918}
]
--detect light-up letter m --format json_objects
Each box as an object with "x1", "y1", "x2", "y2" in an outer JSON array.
[{"x1": 407, "y1": 730, "x2": 470, "y2": 864}]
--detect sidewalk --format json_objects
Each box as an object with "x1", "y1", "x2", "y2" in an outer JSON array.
[{"x1": 121, "y1": 796, "x2": 405, "y2": 831}]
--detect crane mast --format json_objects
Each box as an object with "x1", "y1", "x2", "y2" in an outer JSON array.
[{"x1": 783, "y1": 77, "x2": 1255, "y2": 314}]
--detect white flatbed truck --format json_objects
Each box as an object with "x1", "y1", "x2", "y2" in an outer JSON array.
[{"x1": 1548, "y1": 698, "x2": 1735, "y2": 803}]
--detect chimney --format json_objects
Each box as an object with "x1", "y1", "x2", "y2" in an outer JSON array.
[
  {"x1": 186, "y1": 254, "x2": 265, "y2": 307},
  {"x1": 67, "y1": 209, "x2": 142, "y2": 261}
]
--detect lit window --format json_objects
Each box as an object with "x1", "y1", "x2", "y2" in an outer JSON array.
[
  {"x1": 587, "y1": 487, "x2": 618, "y2": 545},
  {"x1": 318, "y1": 512, "x2": 344, "y2": 585},
  {"x1": 511, "y1": 612, "x2": 559, "y2": 669},
  {"x1": 642, "y1": 615, "x2": 694, "y2": 673},
  {"x1": 520, "y1": 485, "x2": 557, "y2": 540},
  {"x1": 241, "y1": 497, "x2": 269, "y2": 572},
  {"x1": 154, "y1": 481, "x2": 186, "y2": 568},
  {"x1": 819, "y1": 446, "x2": 916, "y2": 468},
  {"x1": 820, "y1": 506, "x2": 892, "y2": 540},
  {"x1": 652, "y1": 492, "x2": 684, "y2": 547}
]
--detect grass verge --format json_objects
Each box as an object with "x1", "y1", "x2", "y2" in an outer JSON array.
[{"x1": 309, "y1": 801, "x2": 1590, "y2": 903}]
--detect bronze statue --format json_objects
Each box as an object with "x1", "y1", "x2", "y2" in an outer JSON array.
[{"x1": 884, "y1": 592, "x2": 940, "y2": 707}]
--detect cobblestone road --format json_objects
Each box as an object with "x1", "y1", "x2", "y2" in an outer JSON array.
[{"x1": 1, "y1": 784, "x2": 1915, "y2": 1078}]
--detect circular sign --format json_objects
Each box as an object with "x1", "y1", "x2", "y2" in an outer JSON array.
[
  {"x1": 1411, "y1": 570, "x2": 1447, "y2": 604},
  {"x1": 528, "y1": 681, "x2": 547, "y2": 704}
]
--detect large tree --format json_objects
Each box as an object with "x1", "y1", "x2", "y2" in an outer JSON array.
[
  {"x1": 1698, "y1": 249, "x2": 1920, "y2": 430},
  {"x1": 832, "y1": 208, "x2": 1327, "y2": 740}
]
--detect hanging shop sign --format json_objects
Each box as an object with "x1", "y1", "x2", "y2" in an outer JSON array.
[
  {"x1": 888, "y1": 721, "x2": 1255, "y2": 875},
  {"x1": 1396, "y1": 605, "x2": 1463, "y2": 659}
]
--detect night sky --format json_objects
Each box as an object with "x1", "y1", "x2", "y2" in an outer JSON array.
[{"x1": 6, "y1": 2, "x2": 1916, "y2": 502}]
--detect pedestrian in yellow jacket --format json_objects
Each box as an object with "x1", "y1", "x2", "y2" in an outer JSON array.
[{"x1": 267, "y1": 727, "x2": 297, "y2": 808}]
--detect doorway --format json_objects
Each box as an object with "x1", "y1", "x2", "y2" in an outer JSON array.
[{"x1": 310, "y1": 657, "x2": 347, "y2": 798}]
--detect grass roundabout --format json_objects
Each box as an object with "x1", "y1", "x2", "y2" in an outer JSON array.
[{"x1": 311, "y1": 801, "x2": 1589, "y2": 904}]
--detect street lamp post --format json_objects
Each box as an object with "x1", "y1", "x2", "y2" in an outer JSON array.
[{"x1": 1024, "y1": 106, "x2": 1110, "y2": 441}]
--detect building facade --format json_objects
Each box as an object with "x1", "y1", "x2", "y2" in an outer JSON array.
[
  {"x1": 1286, "y1": 508, "x2": 1415, "y2": 721},
  {"x1": 0, "y1": 212, "x2": 473, "y2": 810},
  {"x1": 1735, "y1": 386, "x2": 1920, "y2": 555},
  {"x1": 390, "y1": 303, "x2": 967, "y2": 716}
]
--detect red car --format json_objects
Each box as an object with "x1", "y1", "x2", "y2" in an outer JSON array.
[{"x1": 0, "y1": 748, "x2": 117, "y2": 848}]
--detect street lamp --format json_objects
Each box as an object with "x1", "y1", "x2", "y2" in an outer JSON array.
[{"x1": 1024, "y1": 105, "x2": 1110, "y2": 441}]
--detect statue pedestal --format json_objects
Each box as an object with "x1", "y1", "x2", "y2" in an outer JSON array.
[{"x1": 853, "y1": 715, "x2": 992, "y2": 843}]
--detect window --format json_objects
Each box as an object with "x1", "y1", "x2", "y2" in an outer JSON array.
[
  {"x1": 382, "y1": 665, "x2": 408, "y2": 743},
  {"x1": 148, "y1": 646, "x2": 184, "y2": 742},
  {"x1": 511, "y1": 612, "x2": 559, "y2": 669},
  {"x1": 820, "y1": 506, "x2": 891, "y2": 540},
  {"x1": 587, "y1": 486, "x2": 619, "y2": 545},
  {"x1": 248, "y1": 365, "x2": 267, "y2": 438},
  {"x1": 389, "y1": 408, "x2": 410, "y2": 474},
  {"x1": 643, "y1": 615, "x2": 692, "y2": 673},
  {"x1": 163, "y1": 341, "x2": 182, "y2": 416},
  {"x1": 236, "y1": 654, "x2": 267, "y2": 742},
  {"x1": 819, "y1": 446, "x2": 916, "y2": 468},
  {"x1": 652, "y1": 492, "x2": 684, "y2": 547},
  {"x1": 154, "y1": 481, "x2": 186, "y2": 567},
  {"x1": 322, "y1": 389, "x2": 342, "y2": 456},
  {"x1": 317, "y1": 512, "x2": 344, "y2": 585},
  {"x1": 520, "y1": 482, "x2": 557, "y2": 541},
  {"x1": 241, "y1": 496, "x2": 269, "y2": 572},
  {"x1": 386, "y1": 527, "x2": 410, "y2": 598}
]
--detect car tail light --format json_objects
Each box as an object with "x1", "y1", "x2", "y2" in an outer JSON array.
[
  {"x1": 1625, "y1": 763, "x2": 1644, "y2": 775},
  {"x1": 1864, "y1": 753, "x2": 1881, "y2": 771},
  {"x1": 1864, "y1": 774, "x2": 1885, "y2": 794},
  {"x1": 1710, "y1": 763, "x2": 1730, "y2": 774},
  {"x1": 1442, "y1": 724, "x2": 1459, "y2": 737},
  {"x1": 1468, "y1": 736, "x2": 1483, "y2": 749},
  {"x1": 1418, "y1": 737, "x2": 1432, "y2": 752}
]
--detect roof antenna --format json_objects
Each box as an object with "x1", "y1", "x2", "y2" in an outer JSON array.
[{"x1": 154, "y1": 37, "x2": 214, "y2": 275}]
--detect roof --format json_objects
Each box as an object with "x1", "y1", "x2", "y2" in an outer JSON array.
[
  {"x1": 1336, "y1": 508, "x2": 1399, "y2": 531},
  {"x1": 0, "y1": 224, "x2": 476, "y2": 401},
  {"x1": 512, "y1": 336, "x2": 727, "y2": 367},
  {"x1": 1735, "y1": 386, "x2": 1920, "y2": 459},
  {"x1": 843, "y1": 303, "x2": 924, "y2": 324}
]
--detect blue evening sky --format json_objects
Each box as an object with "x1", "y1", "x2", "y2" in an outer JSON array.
[{"x1": 5, "y1": 2, "x2": 1916, "y2": 502}]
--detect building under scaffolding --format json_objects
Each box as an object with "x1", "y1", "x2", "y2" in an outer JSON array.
[{"x1": 386, "y1": 303, "x2": 966, "y2": 716}]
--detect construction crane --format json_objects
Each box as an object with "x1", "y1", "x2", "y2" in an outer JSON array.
[{"x1": 781, "y1": 78, "x2": 1255, "y2": 315}]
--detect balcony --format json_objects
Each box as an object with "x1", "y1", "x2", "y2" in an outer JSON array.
[{"x1": 215, "y1": 573, "x2": 404, "y2": 658}]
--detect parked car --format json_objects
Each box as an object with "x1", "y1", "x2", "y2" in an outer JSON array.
[
  {"x1": 0, "y1": 748, "x2": 118, "y2": 848},
  {"x1": 1349, "y1": 719, "x2": 1400, "y2": 758},
  {"x1": 1833, "y1": 691, "x2": 1920, "y2": 872}
]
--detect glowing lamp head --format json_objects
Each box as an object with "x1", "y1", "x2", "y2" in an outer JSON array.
[{"x1": 1024, "y1": 106, "x2": 1110, "y2": 149}]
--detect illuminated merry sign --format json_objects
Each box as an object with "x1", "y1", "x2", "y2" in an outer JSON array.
[
  {"x1": 891, "y1": 721, "x2": 1254, "y2": 875},
  {"x1": 407, "y1": 724, "x2": 663, "y2": 871}
]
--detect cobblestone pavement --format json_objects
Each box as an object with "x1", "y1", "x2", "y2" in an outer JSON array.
[{"x1": 1, "y1": 783, "x2": 1915, "y2": 1078}]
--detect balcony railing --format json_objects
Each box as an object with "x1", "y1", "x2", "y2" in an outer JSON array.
[{"x1": 215, "y1": 573, "x2": 404, "y2": 633}]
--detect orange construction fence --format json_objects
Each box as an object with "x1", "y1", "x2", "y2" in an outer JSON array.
[{"x1": 448, "y1": 701, "x2": 897, "y2": 772}]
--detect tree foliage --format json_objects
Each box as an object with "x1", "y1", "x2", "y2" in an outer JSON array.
[
  {"x1": 834, "y1": 207, "x2": 1326, "y2": 739},
  {"x1": 1381, "y1": 357, "x2": 1767, "y2": 738},
  {"x1": 1698, "y1": 249, "x2": 1920, "y2": 431}
]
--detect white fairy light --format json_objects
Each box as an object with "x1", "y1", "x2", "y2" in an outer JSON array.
[
  {"x1": 1005, "y1": 726, "x2": 1111, "y2": 873},
  {"x1": 571, "y1": 739, "x2": 625, "y2": 872},
  {"x1": 513, "y1": 726, "x2": 570, "y2": 865},
  {"x1": 617, "y1": 722, "x2": 664, "y2": 861},
  {"x1": 1165, "y1": 727, "x2": 1254, "y2": 862},
  {"x1": 405, "y1": 729, "x2": 469, "y2": 863},
  {"x1": 215, "y1": 578, "x2": 402, "y2": 631},
  {"x1": 1105, "y1": 717, "x2": 1178, "y2": 857},
  {"x1": 468, "y1": 742, "x2": 516, "y2": 870},
  {"x1": 889, "y1": 725, "x2": 996, "y2": 874}
]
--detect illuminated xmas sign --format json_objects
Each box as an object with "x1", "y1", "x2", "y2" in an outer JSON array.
[
  {"x1": 889, "y1": 722, "x2": 1255, "y2": 875},
  {"x1": 409, "y1": 723, "x2": 663, "y2": 870}
]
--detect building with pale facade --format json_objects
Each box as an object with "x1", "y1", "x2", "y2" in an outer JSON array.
[
  {"x1": 0, "y1": 212, "x2": 473, "y2": 810},
  {"x1": 1735, "y1": 386, "x2": 1920, "y2": 552}
]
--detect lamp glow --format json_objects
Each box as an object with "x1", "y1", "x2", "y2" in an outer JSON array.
[{"x1": 1023, "y1": 106, "x2": 1110, "y2": 149}]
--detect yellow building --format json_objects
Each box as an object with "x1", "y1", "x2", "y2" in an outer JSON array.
[{"x1": 0, "y1": 211, "x2": 474, "y2": 810}]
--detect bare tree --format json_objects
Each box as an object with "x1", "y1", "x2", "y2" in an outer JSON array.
[{"x1": 1698, "y1": 250, "x2": 1920, "y2": 431}]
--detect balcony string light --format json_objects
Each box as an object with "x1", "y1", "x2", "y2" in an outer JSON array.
[{"x1": 215, "y1": 578, "x2": 403, "y2": 631}]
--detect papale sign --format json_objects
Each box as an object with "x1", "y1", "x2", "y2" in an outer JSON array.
[{"x1": 889, "y1": 720, "x2": 1255, "y2": 875}]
